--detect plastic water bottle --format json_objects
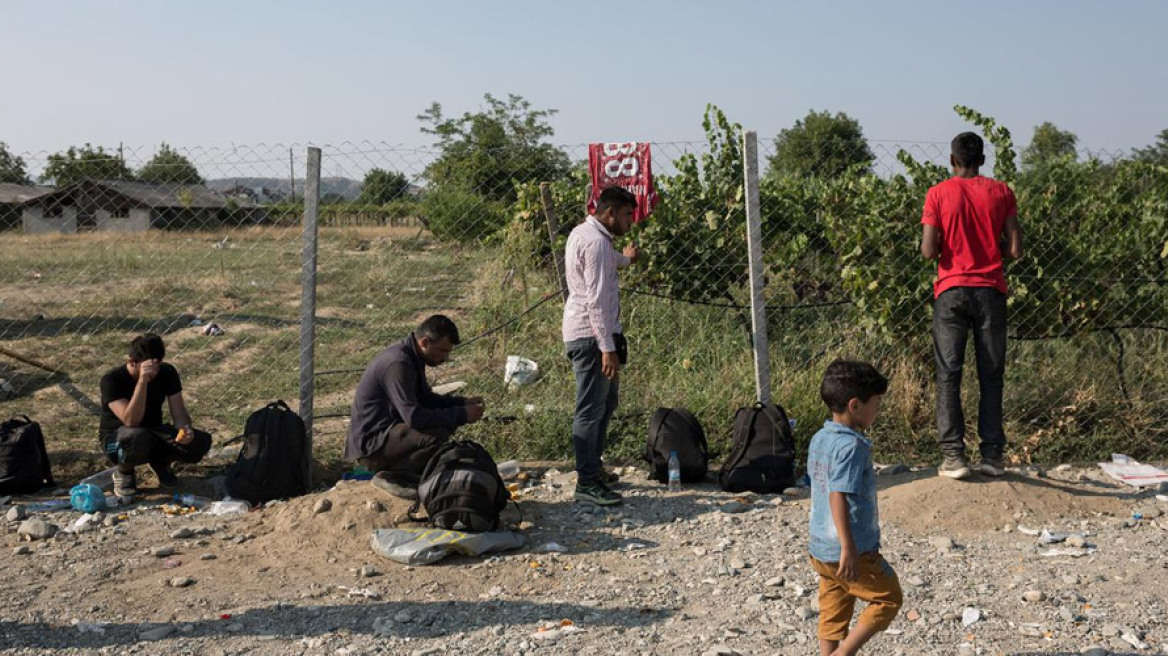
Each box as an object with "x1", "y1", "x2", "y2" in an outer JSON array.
[
  {"x1": 496, "y1": 460, "x2": 520, "y2": 480},
  {"x1": 667, "y1": 451, "x2": 681, "y2": 492},
  {"x1": 175, "y1": 493, "x2": 211, "y2": 509}
]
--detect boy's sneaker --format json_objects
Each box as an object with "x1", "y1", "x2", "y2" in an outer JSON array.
[
  {"x1": 150, "y1": 460, "x2": 179, "y2": 488},
  {"x1": 371, "y1": 471, "x2": 419, "y2": 501},
  {"x1": 574, "y1": 481, "x2": 623, "y2": 506},
  {"x1": 977, "y1": 456, "x2": 1006, "y2": 477},
  {"x1": 112, "y1": 468, "x2": 138, "y2": 498},
  {"x1": 938, "y1": 455, "x2": 971, "y2": 480}
]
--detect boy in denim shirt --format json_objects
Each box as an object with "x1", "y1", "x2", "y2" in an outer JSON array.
[{"x1": 807, "y1": 360, "x2": 902, "y2": 656}]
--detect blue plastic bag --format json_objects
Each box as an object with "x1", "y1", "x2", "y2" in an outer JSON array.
[{"x1": 70, "y1": 484, "x2": 106, "y2": 513}]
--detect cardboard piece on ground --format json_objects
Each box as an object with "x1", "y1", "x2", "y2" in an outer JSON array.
[{"x1": 1098, "y1": 454, "x2": 1168, "y2": 488}]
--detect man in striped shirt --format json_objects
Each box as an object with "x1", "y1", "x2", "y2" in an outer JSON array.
[{"x1": 563, "y1": 186, "x2": 640, "y2": 506}]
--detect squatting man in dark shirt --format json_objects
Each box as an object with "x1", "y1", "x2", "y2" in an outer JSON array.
[
  {"x1": 99, "y1": 333, "x2": 212, "y2": 498},
  {"x1": 345, "y1": 314, "x2": 485, "y2": 499}
]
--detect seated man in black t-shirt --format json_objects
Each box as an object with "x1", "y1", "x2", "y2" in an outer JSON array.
[{"x1": 99, "y1": 333, "x2": 212, "y2": 497}]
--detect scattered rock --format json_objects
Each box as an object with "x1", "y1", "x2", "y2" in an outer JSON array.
[
  {"x1": 151, "y1": 546, "x2": 175, "y2": 557},
  {"x1": 170, "y1": 528, "x2": 195, "y2": 539},
  {"x1": 169, "y1": 577, "x2": 196, "y2": 588},
  {"x1": 200, "y1": 554, "x2": 217, "y2": 561},
  {"x1": 906, "y1": 575, "x2": 928, "y2": 587},
  {"x1": 17, "y1": 518, "x2": 55, "y2": 540},
  {"x1": 313, "y1": 499, "x2": 332, "y2": 514},
  {"x1": 12, "y1": 545, "x2": 31, "y2": 555},
  {"x1": 930, "y1": 535, "x2": 956, "y2": 551},
  {"x1": 905, "y1": 610, "x2": 921, "y2": 622},
  {"x1": 366, "y1": 500, "x2": 385, "y2": 513},
  {"x1": 140, "y1": 625, "x2": 177, "y2": 641},
  {"x1": 1081, "y1": 647, "x2": 1107, "y2": 656},
  {"x1": 1022, "y1": 589, "x2": 1046, "y2": 603},
  {"x1": 1066, "y1": 534, "x2": 1087, "y2": 548},
  {"x1": 359, "y1": 566, "x2": 380, "y2": 578},
  {"x1": 6, "y1": 505, "x2": 26, "y2": 522},
  {"x1": 720, "y1": 501, "x2": 750, "y2": 514},
  {"x1": 702, "y1": 645, "x2": 740, "y2": 656},
  {"x1": 729, "y1": 557, "x2": 747, "y2": 570}
]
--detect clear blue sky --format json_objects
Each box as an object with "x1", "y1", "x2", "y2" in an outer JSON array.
[{"x1": 2, "y1": 0, "x2": 1166, "y2": 159}]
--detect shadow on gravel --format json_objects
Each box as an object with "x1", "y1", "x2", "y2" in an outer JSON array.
[{"x1": 0, "y1": 599, "x2": 675, "y2": 649}]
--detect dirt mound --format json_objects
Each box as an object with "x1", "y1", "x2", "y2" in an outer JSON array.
[{"x1": 879, "y1": 469, "x2": 1129, "y2": 536}]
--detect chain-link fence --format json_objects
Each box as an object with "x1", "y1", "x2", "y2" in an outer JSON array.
[{"x1": 2, "y1": 125, "x2": 1165, "y2": 477}]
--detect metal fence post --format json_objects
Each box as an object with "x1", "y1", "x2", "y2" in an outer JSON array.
[
  {"x1": 300, "y1": 147, "x2": 322, "y2": 483},
  {"x1": 742, "y1": 131, "x2": 771, "y2": 405}
]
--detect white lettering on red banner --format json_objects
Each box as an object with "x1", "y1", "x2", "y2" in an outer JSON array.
[{"x1": 588, "y1": 142, "x2": 661, "y2": 223}]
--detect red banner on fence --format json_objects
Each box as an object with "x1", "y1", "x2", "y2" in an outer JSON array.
[{"x1": 587, "y1": 142, "x2": 660, "y2": 223}]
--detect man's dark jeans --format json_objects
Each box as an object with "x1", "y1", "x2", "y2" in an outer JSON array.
[
  {"x1": 932, "y1": 287, "x2": 1008, "y2": 458},
  {"x1": 103, "y1": 425, "x2": 213, "y2": 473},
  {"x1": 567, "y1": 337, "x2": 619, "y2": 486}
]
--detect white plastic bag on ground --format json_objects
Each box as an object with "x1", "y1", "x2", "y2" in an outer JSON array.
[
  {"x1": 504, "y1": 356, "x2": 540, "y2": 389},
  {"x1": 370, "y1": 527, "x2": 525, "y2": 565},
  {"x1": 1098, "y1": 454, "x2": 1168, "y2": 488}
]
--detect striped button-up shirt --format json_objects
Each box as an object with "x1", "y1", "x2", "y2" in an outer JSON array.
[{"x1": 562, "y1": 215, "x2": 630, "y2": 352}]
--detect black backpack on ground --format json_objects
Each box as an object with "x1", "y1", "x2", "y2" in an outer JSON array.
[
  {"x1": 645, "y1": 407, "x2": 709, "y2": 483},
  {"x1": 718, "y1": 402, "x2": 797, "y2": 493},
  {"x1": 410, "y1": 440, "x2": 509, "y2": 532},
  {"x1": 227, "y1": 400, "x2": 310, "y2": 504},
  {"x1": 0, "y1": 415, "x2": 54, "y2": 495}
]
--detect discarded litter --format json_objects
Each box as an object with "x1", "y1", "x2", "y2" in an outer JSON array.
[
  {"x1": 79, "y1": 467, "x2": 116, "y2": 491},
  {"x1": 342, "y1": 466, "x2": 374, "y2": 481},
  {"x1": 201, "y1": 323, "x2": 225, "y2": 336},
  {"x1": 70, "y1": 484, "x2": 106, "y2": 513},
  {"x1": 1039, "y1": 547, "x2": 1096, "y2": 558},
  {"x1": 496, "y1": 460, "x2": 520, "y2": 480},
  {"x1": 1098, "y1": 454, "x2": 1168, "y2": 488},
  {"x1": 338, "y1": 586, "x2": 381, "y2": 599},
  {"x1": 175, "y1": 494, "x2": 212, "y2": 509},
  {"x1": 1039, "y1": 529, "x2": 1085, "y2": 544},
  {"x1": 73, "y1": 620, "x2": 108, "y2": 634},
  {"x1": 206, "y1": 499, "x2": 251, "y2": 516},
  {"x1": 504, "y1": 356, "x2": 540, "y2": 389},
  {"x1": 69, "y1": 513, "x2": 101, "y2": 533},
  {"x1": 371, "y1": 528, "x2": 525, "y2": 565},
  {"x1": 1017, "y1": 526, "x2": 1042, "y2": 536},
  {"x1": 24, "y1": 499, "x2": 71, "y2": 513}
]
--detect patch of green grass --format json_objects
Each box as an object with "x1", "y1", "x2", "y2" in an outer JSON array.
[{"x1": 2, "y1": 226, "x2": 1165, "y2": 486}]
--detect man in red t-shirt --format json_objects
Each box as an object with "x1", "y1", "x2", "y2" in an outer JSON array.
[{"x1": 921, "y1": 132, "x2": 1024, "y2": 480}]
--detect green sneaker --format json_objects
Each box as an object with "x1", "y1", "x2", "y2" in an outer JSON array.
[{"x1": 574, "y1": 481, "x2": 623, "y2": 506}]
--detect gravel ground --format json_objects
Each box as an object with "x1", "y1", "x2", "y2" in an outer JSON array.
[{"x1": 2, "y1": 462, "x2": 1167, "y2": 656}]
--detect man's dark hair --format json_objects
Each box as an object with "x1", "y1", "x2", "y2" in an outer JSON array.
[
  {"x1": 820, "y1": 359, "x2": 889, "y2": 413},
  {"x1": 417, "y1": 314, "x2": 460, "y2": 345},
  {"x1": 595, "y1": 186, "x2": 637, "y2": 217},
  {"x1": 951, "y1": 131, "x2": 985, "y2": 168},
  {"x1": 128, "y1": 333, "x2": 166, "y2": 362}
]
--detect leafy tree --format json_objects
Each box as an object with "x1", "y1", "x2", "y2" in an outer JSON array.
[
  {"x1": 358, "y1": 168, "x2": 411, "y2": 205},
  {"x1": 40, "y1": 144, "x2": 133, "y2": 186},
  {"x1": 137, "y1": 143, "x2": 203, "y2": 184},
  {"x1": 418, "y1": 93, "x2": 570, "y2": 203},
  {"x1": 1132, "y1": 129, "x2": 1168, "y2": 166},
  {"x1": 1021, "y1": 122, "x2": 1078, "y2": 169},
  {"x1": 0, "y1": 141, "x2": 31, "y2": 184},
  {"x1": 766, "y1": 110, "x2": 875, "y2": 179}
]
